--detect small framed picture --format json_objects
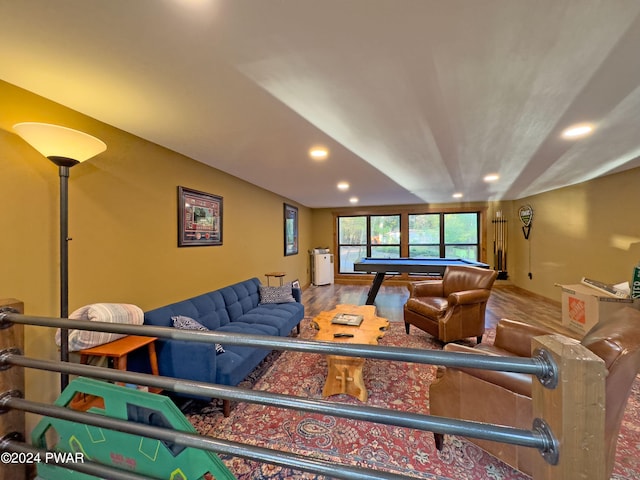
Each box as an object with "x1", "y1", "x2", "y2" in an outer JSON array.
[
  {"x1": 291, "y1": 279, "x2": 301, "y2": 289},
  {"x1": 284, "y1": 203, "x2": 298, "y2": 256},
  {"x1": 178, "y1": 186, "x2": 223, "y2": 247}
]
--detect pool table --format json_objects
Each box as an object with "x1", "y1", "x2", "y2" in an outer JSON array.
[{"x1": 353, "y1": 257, "x2": 490, "y2": 304}]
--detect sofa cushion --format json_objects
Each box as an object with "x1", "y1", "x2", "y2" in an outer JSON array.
[
  {"x1": 145, "y1": 292, "x2": 231, "y2": 330},
  {"x1": 217, "y1": 321, "x2": 279, "y2": 337},
  {"x1": 219, "y1": 279, "x2": 262, "y2": 321},
  {"x1": 259, "y1": 284, "x2": 296, "y2": 304},
  {"x1": 216, "y1": 345, "x2": 270, "y2": 386},
  {"x1": 242, "y1": 302, "x2": 304, "y2": 336},
  {"x1": 188, "y1": 291, "x2": 231, "y2": 328},
  {"x1": 171, "y1": 315, "x2": 225, "y2": 354},
  {"x1": 214, "y1": 322, "x2": 279, "y2": 385}
]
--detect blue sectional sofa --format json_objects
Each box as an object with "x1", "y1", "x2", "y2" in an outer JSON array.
[{"x1": 143, "y1": 277, "x2": 304, "y2": 415}]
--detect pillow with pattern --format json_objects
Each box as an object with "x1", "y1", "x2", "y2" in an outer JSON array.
[
  {"x1": 259, "y1": 284, "x2": 296, "y2": 304},
  {"x1": 171, "y1": 315, "x2": 225, "y2": 354}
]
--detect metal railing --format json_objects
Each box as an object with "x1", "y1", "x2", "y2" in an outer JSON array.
[{"x1": 0, "y1": 302, "x2": 607, "y2": 479}]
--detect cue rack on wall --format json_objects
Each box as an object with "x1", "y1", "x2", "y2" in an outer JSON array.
[{"x1": 492, "y1": 211, "x2": 508, "y2": 280}]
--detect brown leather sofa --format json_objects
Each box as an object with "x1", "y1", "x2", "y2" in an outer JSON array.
[
  {"x1": 429, "y1": 308, "x2": 640, "y2": 477},
  {"x1": 403, "y1": 265, "x2": 497, "y2": 343}
]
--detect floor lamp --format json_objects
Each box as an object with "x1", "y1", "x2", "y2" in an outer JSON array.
[{"x1": 13, "y1": 122, "x2": 107, "y2": 391}]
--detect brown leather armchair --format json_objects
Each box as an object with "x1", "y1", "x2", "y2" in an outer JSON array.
[
  {"x1": 430, "y1": 308, "x2": 640, "y2": 477},
  {"x1": 403, "y1": 265, "x2": 497, "y2": 343}
]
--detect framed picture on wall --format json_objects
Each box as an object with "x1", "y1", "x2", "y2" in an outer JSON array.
[
  {"x1": 178, "y1": 186, "x2": 223, "y2": 247},
  {"x1": 284, "y1": 203, "x2": 298, "y2": 256}
]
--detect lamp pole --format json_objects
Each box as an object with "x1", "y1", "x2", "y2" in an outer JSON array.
[{"x1": 50, "y1": 157, "x2": 79, "y2": 390}]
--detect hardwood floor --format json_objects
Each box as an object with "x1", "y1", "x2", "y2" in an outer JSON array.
[{"x1": 301, "y1": 282, "x2": 579, "y2": 339}]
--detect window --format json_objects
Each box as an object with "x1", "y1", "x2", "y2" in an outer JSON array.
[
  {"x1": 408, "y1": 212, "x2": 479, "y2": 260},
  {"x1": 443, "y1": 212, "x2": 479, "y2": 260},
  {"x1": 408, "y1": 213, "x2": 440, "y2": 258},
  {"x1": 370, "y1": 215, "x2": 400, "y2": 259},
  {"x1": 338, "y1": 216, "x2": 367, "y2": 274},
  {"x1": 337, "y1": 211, "x2": 481, "y2": 274},
  {"x1": 337, "y1": 215, "x2": 400, "y2": 273}
]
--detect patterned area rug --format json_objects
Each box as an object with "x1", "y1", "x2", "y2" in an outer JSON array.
[{"x1": 185, "y1": 318, "x2": 640, "y2": 479}]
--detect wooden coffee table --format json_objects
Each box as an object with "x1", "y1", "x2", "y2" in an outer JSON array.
[{"x1": 312, "y1": 304, "x2": 389, "y2": 401}]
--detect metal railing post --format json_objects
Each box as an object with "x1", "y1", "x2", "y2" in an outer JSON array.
[
  {"x1": 0, "y1": 298, "x2": 26, "y2": 480},
  {"x1": 531, "y1": 334, "x2": 606, "y2": 479}
]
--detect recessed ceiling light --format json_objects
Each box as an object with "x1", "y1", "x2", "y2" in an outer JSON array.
[
  {"x1": 562, "y1": 123, "x2": 594, "y2": 139},
  {"x1": 349, "y1": 197, "x2": 359, "y2": 204},
  {"x1": 452, "y1": 192, "x2": 463, "y2": 198},
  {"x1": 309, "y1": 147, "x2": 329, "y2": 160},
  {"x1": 337, "y1": 182, "x2": 350, "y2": 191},
  {"x1": 483, "y1": 173, "x2": 500, "y2": 182}
]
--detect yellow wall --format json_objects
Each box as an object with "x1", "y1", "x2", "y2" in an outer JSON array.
[
  {"x1": 509, "y1": 168, "x2": 640, "y2": 299},
  {"x1": 1, "y1": 81, "x2": 312, "y2": 427}
]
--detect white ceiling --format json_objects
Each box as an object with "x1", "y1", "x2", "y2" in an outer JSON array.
[{"x1": 2, "y1": 0, "x2": 640, "y2": 208}]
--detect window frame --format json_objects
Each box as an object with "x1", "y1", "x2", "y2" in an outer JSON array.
[
  {"x1": 334, "y1": 207, "x2": 487, "y2": 278},
  {"x1": 336, "y1": 214, "x2": 402, "y2": 274}
]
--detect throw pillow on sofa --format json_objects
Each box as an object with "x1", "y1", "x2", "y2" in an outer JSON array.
[
  {"x1": 55, "y1": 303, "x2": 144, "y2": 352},
  {"x1": 259, "y1": 283, "x2": 296, "y2": 304},
  {"x1": 171, "y1": 315, "x2": 225, "y2": 354}
]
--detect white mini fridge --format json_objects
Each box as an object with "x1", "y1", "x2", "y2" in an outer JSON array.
[{"x1": 312, "y1": 253, "x2": 334, "y2": 286}]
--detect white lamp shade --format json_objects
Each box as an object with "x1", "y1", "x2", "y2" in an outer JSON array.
[{"x1": 13, "y1": 122, "x2": 107, "y2": 162}]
